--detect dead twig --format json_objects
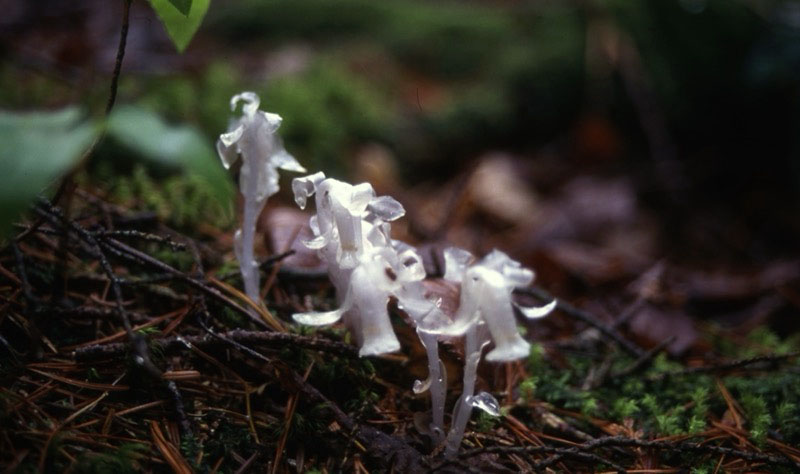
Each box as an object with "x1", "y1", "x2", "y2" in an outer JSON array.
[
  {"x1": 98, "y1": 235, "x2": 268, "y2": 329},
  {"x1": 519, "y1": 286, "x2": 645, "y2": 358},
  {"x1": 35, "y1": 201, "x2": 162, "y2": 379},
  {"x1": 649, "y1": 352, "x2": 800, "y2": 381},
  {"x1": 610, "y1": 335, "x2": 676, "y2": 380},
  {"x1": 106, "y1": 0, "x2": 131, "y2": 114},
  {"x1": 437, "y1": 435, "x2": 800, "y2": 471},
  {"x1": 193, "y1": 322, "x2": 426, "y2": 471},
  {"x1": 74, "y1": 328, "x2": 359, "y2": 361}
]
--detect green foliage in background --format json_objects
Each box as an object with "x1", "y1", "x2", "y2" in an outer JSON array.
[
  {"x1": 262, "y1": 59, "x2": 390, "y2": 176},
  {"x1": 106, "y1": 105, "x2": 234, "y2": 220},
  {"x1": 105, "y1": 164, "x2": 233, "y2": 230},
  {"x1": 0, "y1": 108, "x2": 97, "y2": 239},
  {"x1": 149, "y1": 0, "x2": 210, "y2": 52},
  {"x1": 207, "y1": 0, "x2": 513, "y2": 78},
  {"x1": 124, "y1": 57, "x2": 390, "y2": 178},
  {"x1": 206, "y1": 0, "x2": 587, "y2": 176},
  {"x1": 167, "y1": 0, "x2": 192, "y2": 16}
]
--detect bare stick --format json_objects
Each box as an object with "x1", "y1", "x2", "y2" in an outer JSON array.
[
  {"x1": 74, "y1": 329, "x2": 359, "y2": 361},
  {"x1": 518, "y1": 286, "x2": 645, "y2": 357},
  {"x1": 648, "y1": 352, "x2": 800, "y2": 381},
  {"x1": 106, "y1": 0, "x2": 132, "y2": 114}
]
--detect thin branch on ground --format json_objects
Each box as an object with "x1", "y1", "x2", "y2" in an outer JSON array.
[
  {"x1": 649, "y1": 352, "x2": 800, "y2": 381},
  {"x1": 74, "y1": 328, "x2": 360, "y2": 361},
  {"x1": 439, "y1": 435, "x2": 800, "y2": 472},
  {"x1": 35, "y1": 200, "x2": 162, "y2": 379},
  {"x1": 518, "y1": 286, "x2": 645, "y2": 357},
  {"x1": 192, "y1": 322, "x2": 427, "y2": 471},
  {"x1": 610, "y1": 335, "x2": 675, "y2": 380}
]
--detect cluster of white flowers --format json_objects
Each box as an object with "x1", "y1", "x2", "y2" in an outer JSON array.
[
  {"x1": 289, "y1": 173, "x2": 557, "y2": 455},
  {"x1": 218, "y1": 92, "x2": 556, "y2": 457},
  {"x1": 427, "y1": 247, "x2": 557, "y2": 456},
  {"x1": 290, "y1": 171, "x2": 439, "y2": 356}
]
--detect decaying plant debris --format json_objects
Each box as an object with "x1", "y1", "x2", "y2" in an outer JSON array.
[
  {"x1": 4, "y1": 1, "x2": 800, "y2": 473},
  {"x1": 1, "y1": 187, "x2": 800, "y2": 473}
]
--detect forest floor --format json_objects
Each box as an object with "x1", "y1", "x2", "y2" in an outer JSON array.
[
  {"x1": 1, "y1": 169, "x2": 799, "y2": 473},
  {"x1": 3, "y1": 1, "x2": 800, "y2": 473}
]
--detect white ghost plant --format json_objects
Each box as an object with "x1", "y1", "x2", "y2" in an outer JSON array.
[
  {"x1": 288, "y1": 171, "x2": 556, "y2": 455},
  {"x1": 425, "y1": 248, "x2": 557, "y2": 360},
  {"x1": 217, "y1": 92, "x2": 306, "y2": 304},
  {"x1": 420, "y1": 247, "x2": 556, "y2": 457},
  {"x1": 292, "y1": 173, "x2": 449, "y2": 438},
  {"x1": 291, "y1": 173, "x2": 415, "y2": 357}
]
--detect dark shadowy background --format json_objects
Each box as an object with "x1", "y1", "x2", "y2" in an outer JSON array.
[
  {"x1": 3, "y1": 2, "x2": 800, "y2": 472},
  {"x1": 4, "y1": 0, "x2": 800, "y2": 266}
]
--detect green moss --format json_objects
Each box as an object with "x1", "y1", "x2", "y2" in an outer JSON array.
[
  {"x1": 740, "y1": 392, "x2": 772, "y2": 446},
  {"x1": 218, "y1": 305, "x2": 247, "y2": 328},
  {"x1": 612, "y1": 398, "x2": 639, "y2": 420},
  {"x1": 73, "y1": 443, "x2": 148, "y2": 474},
  {"x1": 180, "y1": 435, "x2": 204, "y2": 470},
  {"x1": 522, "y1": 330, "x2": 800, "y2": 449},
  {"x1": 204, "y1": 419, "x2": 258, "y2": 463},
  {"x1": 580, "y1": 394, "x2": 599, "y2": 417},
  {"x1": 519, "y1": 377, "x2": 537, "y2": 403},
  {"x1": 776, "y1": 401, "x2": 800, "y2": 438},
  {"x1": 261, "y1": 58, "x2": 390, "y2": 176},
  {"x1": 269, "y1": 403, "x2": 328, "y2": 442},
  {"x1": 474, "y1": 410, "x2": 499, "y2": 433},
  {"x1": 104, "y1": 164, "x2": 234, "y2": 231}
]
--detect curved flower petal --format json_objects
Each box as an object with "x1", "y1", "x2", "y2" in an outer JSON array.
[
  {"x1": 219, "y1": 123, "x2": 245, "y2": 148},
  {"x1": 302, "y1": 233, "x2": 328, "y2": 250},
  {"x1": 272, "y1": 149, "x2": 306, "y2": 173},
  {"x1": 480, "y1": 249, "x2": 511, "y2": 270},
  {"x1": 292, "y1": 308, "x2": 344, "y2": 326},
  {"x1": 292, "y1": 172, "x2": 325, "y2": 209},
  {"x1": 443, "y1": 247, "x2": 474, "y2": 283},
  {"x1": 502, "y1": 266, "x2": 534, "y2": 288},
  {"x1": 515, "y1": 299, "x2": 557, "y2": 319},
  {"x1": 258, "y1": 110, "x2": 282, "y2": 133},
  {"x1": 216, "y1": 138, "x2": 239, "y2": 170},
  {"x1": 397, "y1": 249, "x2": 426, "y2": 282},
  {"x1": 417, "y1": 312, "x2": 481, "y2": 337},
  {"x1": 368, "y1": 195, "x2": 406, "y2": 222},
  {"x1": 349, "y1": 182, "x2": 375, "y2": 214},
  {"x1": 230, "y1": 91, "x2": 260, "y2": 116},
  {"x1": 485, "y1": 336, "x2": 529, "y2": 362}
]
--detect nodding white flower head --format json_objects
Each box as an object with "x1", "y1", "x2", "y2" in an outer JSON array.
[
  {"x1": 292, "y1": 172, "x2": 405, "y2": 269},
  {"x1": 291, "y1": 172, "x2": 420, "y2": 357},
  {"x1": 423, "y1": 247, "x2": 556, "y2": 362},
  {"x1": 216, "y1": 92, "x2": 305, "y2": 203}
]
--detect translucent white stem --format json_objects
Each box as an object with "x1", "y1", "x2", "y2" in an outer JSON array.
[
  {"x1": 236, "y1": 167, "x2": 266, "y2": 304},
  {"x1": 417, "y1": 330, "x2": 446, "y2": 443},
  {"x1": 445, "y1": 325, "x2": 483, "y2": 458}
]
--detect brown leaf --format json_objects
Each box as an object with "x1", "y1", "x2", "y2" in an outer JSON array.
[
  {"x1": 260, "y1": 206, "x2": 325, "y2": 271},
  {"x1": 628, "y1": 304, "x2": 699, "y2": 356}
]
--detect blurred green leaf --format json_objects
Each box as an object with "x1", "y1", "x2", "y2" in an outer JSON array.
[
  {"x1": 168, "y1": 0, "x2": 192, "y2": 16},
  {"x1": 107, "y1": 105, "x2": 234, "y2": 218},
  {"x1": 0, "y1": 108, "x2": 97, "y2": 239},
  {"x1": 149, "y1": 0, "x2": 209, "y2": 52}
]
